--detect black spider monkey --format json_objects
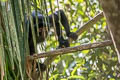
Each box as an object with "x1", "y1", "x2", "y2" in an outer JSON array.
[{"x1": 26, "y1": 10, "x2": 78, "y2": 71}]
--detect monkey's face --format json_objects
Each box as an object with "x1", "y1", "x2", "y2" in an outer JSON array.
[{"x1": 36, "y1": 27, "x2": 48, "y2": 43}]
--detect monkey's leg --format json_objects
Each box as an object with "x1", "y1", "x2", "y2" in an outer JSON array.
[
  {"x1": 54, "y1": 10, "x2": 78, "y2": 40},
  {"x1": 48, "y1": 12, "x2": 70, "y2": 48}
]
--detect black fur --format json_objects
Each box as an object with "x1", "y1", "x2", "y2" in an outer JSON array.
[{"x1": 26, "y1": 10, "x2": 78, "y2": 71}]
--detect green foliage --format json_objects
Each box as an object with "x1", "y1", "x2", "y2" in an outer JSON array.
[
  {"x1": 44, "y1": 0, "x2": 119, "y2": 80},
  {"x1": 0, "y1": 0, "x2": 119, "y2": 80}
]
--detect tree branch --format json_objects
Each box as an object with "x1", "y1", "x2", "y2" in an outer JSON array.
[
  {"x1": 99, "y1": 0, "x2": 120, "y2": 63},
  {"x1": 43, "y1": 12, "x2": 104, "y2": 67},
  {"x1": 69, "y1": 12, "x2": 104, "y2": 42},
  {"x1": 76, "y1": 12, "x2": 103, "y2": 35},
  {"x1": 39, "y1": 12, "x2": 105, "y2": 67},
  {"x1": 31, "y1": 40, "x2": 112, "y2": 60}
]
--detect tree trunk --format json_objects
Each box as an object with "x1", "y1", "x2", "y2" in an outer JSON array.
[{"x1": 99, "y1": 0, "x2": 120, "y2": 62}]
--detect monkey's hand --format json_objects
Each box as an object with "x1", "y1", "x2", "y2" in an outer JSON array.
[
  {"x1": 58, "y1": 39, "x2": 70, "y2": 48},
  {"x1": 68, "y1": 32, "x2": 78, "y2": 41}
]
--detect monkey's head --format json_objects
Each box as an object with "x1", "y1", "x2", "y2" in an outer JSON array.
[{"x1": 36, "y1": 26, "x2": 48, "y2": 43}]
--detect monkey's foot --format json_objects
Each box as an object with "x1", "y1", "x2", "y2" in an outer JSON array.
[{"x1": 69, "y1": 32, "x2": 78, "y2": 41}]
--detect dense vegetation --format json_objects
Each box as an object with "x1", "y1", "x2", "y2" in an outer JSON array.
[{"x1": 0, "y1": 0, "x2": 119, "y2": 80}]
